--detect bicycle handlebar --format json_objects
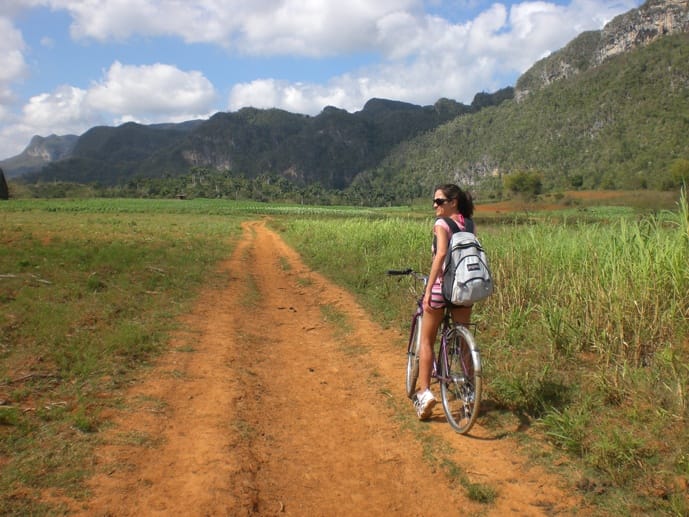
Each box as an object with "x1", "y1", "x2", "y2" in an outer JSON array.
[
  {"x1": 386, "y1": 268, "x2": 413, "y2": 276},
  {"x1": 386, "y1": 268, "x2": 428, "y2": 285}
]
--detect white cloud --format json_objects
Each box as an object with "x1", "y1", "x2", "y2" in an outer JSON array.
[
  {"x1": 46, "y1": 0, "x2": 420, "y2": 55},
  {"x1": 0, "y1": 1, "x2": 44, "y2": 17},
  {"x1": 238, "y1": 0, "x2": 420, "y2": 56},
  {"x1": 22, "y1": 85, "x2": 97, "y2": 132},
  {"x1": 0, "y1": 17, "x2": 27, "y2": 101},
  {"x1": 0, "y1": 61, "x2": 217, "y2": 159},
  {"x1": 0, "y1": 16, "x2": 28, "y2": 158},
  {"x1": 86, "y1": 61, "x2": 218, "y2": 123},
  {"x1": 0, "y1": 84, "x2": 97, "y2": 159},
  {"x1": 228, "y1": 0, "x2": 641, "y2": 114},
  {"x1": 41, "y1": 0, "x2": 637, "y2": 61},
  {"x1": 229, "y1": 78, "x2": 358, "y2": 115},
  {"x1": 372, "y1": 0, "x2": 639, "y2": 112}
]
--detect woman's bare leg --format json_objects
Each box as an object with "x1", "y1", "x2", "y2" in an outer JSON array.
[{"x1": 418, "y1": 308, "x2": 443, "y2": 392}]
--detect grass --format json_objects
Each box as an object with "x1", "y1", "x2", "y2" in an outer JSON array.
[
  {"x1": 0, "y1": 201, "x2": 241, "y2": 513},
  {"x1": 2, "y1": 191, "x2": 687, "y2": 514},
  {"x1": 2, "y1": 197, "x2": 383, "y2": 218},
  {"x1": 319, "y1": 304, "x2": 351, "y2": 334},
  {"x1": 278, "y1": 188, "x2": 689, "y2": 515},
  {"x1": 233, "y1": 420, "x2": 258, "y2": 441}
]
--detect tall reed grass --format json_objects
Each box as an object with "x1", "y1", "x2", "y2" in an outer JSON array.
[{"x1": 277, "y1": 216, "x2": 430, "y2": 324}]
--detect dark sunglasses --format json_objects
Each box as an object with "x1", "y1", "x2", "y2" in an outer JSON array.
[{"x1": 433, "y1": 198, "x2": 450, "y2": 206}]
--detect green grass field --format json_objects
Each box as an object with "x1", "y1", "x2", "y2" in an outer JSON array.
[
  {"x1": 1, "y1": 192, "x2": 688, "y2": 515},
  {"x1": 0, "y1": 204, "x2": 241, "y2": 514}
]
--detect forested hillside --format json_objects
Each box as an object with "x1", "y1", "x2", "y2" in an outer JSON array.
[
  {"x1": 365, "y1": 32, "x2": 689, "y2": 199},
  {"x1": 19, "y1": 96, "x2": 497, "y2": 189}
]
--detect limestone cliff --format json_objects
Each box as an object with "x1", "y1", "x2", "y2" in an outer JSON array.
[{"x1": 515, "y1": 0, "x2": 689, "y2": 100}]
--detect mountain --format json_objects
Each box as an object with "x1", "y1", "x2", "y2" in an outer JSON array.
[
  {"x1": 159, "y1": 98, "x2": 478, "y2": 189},
  {"x1": 361, "y1": 0, "x2": 689, "y2": 195},
  {"x1": 516, "y1": 0, "x2": 689, "y2": 100},
  {"x1": 7, "y1": 0, "x2": 689, "y2": 195},
  {"x1": 15, "y1": 94, "x2": 510, "y2": 188},
  {"x1": 0, "y1": 134, "x2": 78, "y2": 178},
  {"x1": 21, "y1": 121, "x2": 204, "y2": 185}
]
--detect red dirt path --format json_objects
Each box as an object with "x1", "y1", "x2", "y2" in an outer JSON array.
[{"x1": 73, "y1": 220, "x2": 583, "y2": 516}]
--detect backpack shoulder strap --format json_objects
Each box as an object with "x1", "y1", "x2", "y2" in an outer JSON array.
[
  {"x1": 433, "y1": 217, "x2": 459, "y2": 255},
  {"x1": 464, "y1": 218, "x2": 475, "y2": 234},
  {"x1": 441, "y1": 217, "x2": 461, "y2": 234}
]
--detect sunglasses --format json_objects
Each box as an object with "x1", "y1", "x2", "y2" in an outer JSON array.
[{"x1": 433, "y1": 198, "x2": 450, "y2": 206}]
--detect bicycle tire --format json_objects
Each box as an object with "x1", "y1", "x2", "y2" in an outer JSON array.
[
  {"x1": 439, "y1": 324, "x2": 482, "y2": 434},
  {"x1": 405, "y1": 313, "x2": 422, "y2": 398}
]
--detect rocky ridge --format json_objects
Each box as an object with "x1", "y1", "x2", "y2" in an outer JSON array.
[{"x1": 516, "y1": 0, "x2": 689, "y2": 99}]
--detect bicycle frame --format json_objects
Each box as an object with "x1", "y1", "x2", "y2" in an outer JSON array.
[
  {"x1": 403, "y1": 281, "x2": 459, "y2": 392},
  {"x1": 429, "y1": 307, "x2": 474, "y2": 387},
  {"x1": 433, "y1": 311, "x2": 454, "y2": 384},
  {"x1": 391, "y1": 268, "x2": 482, "y2": 434}
]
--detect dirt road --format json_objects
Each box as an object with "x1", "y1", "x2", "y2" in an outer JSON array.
[{"x1": 75, "y1": 220, "x2": 581, "y2": 516}]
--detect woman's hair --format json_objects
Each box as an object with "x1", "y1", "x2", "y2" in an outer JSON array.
[{"x1": 436, "y1": 183, "x2": 474, "y2": 218}]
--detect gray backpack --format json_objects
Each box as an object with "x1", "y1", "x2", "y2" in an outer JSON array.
[{"x1": 440, "y1": 217, "x2": 494, "y2": 306}]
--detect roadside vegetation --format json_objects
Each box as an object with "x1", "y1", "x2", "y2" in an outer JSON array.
[
  {"x1": 1, "y1": 190, "x2": 687, "y2": 515},
  {"x1": 278, "y1": 188, "x2": 689, "y2": 515}
]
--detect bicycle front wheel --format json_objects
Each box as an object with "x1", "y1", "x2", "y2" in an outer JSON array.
[
  {"x1": 405, "y1": 313, "x2": 422, "y2": 398},
  {"x1": 440, "y1": 324, "x2": 482, "y2": 434}
]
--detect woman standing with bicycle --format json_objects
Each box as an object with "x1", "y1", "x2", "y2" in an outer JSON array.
[{"x1": 414, "y1": 183, "x2": 475, "y2": 420}]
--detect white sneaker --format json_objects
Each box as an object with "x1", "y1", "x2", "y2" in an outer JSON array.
[{"x1": 413, "y1": 389, "x2": 436, "y2": 420}]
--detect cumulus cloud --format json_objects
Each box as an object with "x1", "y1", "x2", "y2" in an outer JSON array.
[
  {"x1": 45, "y1": 0, "x2": 419, "y2": 55},
  {"x1": 86, "y1": 61, "x2": 217, "y2": 123},
  {"x1": 229, "y1": 79, "x2": 357, "y2": 115},
  {"x1": 0, "y1": 1, "x2": 43, "y2": 17},
  {"x1": 0, "y1": 17, "x2": 27, "y2": 102},
  {"x1": 228, "y1": 0, "x2": 640, "y2": 114},
  {"x1": 39, "y1": 0, "x2": 638, "y2": 61},
  {"x1": 17, "y1": 59, "x2": 218, "y2": 134},
  {"x1": 0, "y1": 61, "x2": 217, "y2": 158},
  {"x1": 0, "y1": 85, "x2": 95, "y2": 160},
  {"x1": 238, "y1": 0, "x2": 419, "y2": 56},
  {"x1": 22, "y1": 85, "x2": 97, "y2": 132}
]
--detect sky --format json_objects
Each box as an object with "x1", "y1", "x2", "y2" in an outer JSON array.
[{"x1": 0, "y1": 0, "x2": 644, "y2": 160}]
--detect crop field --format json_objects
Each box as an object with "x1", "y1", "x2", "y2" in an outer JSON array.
[
  {"x1": 1, "y1": 191, "x2": 688, "y2": 515},
  {"x1": 0, "y1": 203, "x2": 240, "y2": 514}
]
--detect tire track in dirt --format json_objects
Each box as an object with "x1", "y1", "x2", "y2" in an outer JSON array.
[{"x1": 76, "y1": 220, "x2": 582, "y2": 516}]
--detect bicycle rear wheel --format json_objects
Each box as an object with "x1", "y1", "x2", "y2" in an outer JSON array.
[
  {"x1": 440, "y1": 324, "x2": 482, "y2": 434},
  {"x1": 405, "y1": 313, "x2": 422, "y2": 398}
]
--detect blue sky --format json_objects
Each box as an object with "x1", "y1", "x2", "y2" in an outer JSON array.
[{"x1": 0, "y1": 0, "x2": 642, "y2": 160}]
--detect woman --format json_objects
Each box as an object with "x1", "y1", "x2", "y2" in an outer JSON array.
[{"x1": 414, "y1": 183, "x2": 475, "y2": 420}]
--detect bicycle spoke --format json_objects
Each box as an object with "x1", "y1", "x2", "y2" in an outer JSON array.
[{"x1": 440, "y1": 326, "x2": 481, "y2": 434}]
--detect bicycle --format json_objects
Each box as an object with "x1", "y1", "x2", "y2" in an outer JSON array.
[{"x1": 387, "y1": 268, "x2": 482, "y2": 434}]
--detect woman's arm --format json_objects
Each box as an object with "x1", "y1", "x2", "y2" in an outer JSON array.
[{"x1": 423, "y1": 224, "x2": 449, "y2": 312}]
